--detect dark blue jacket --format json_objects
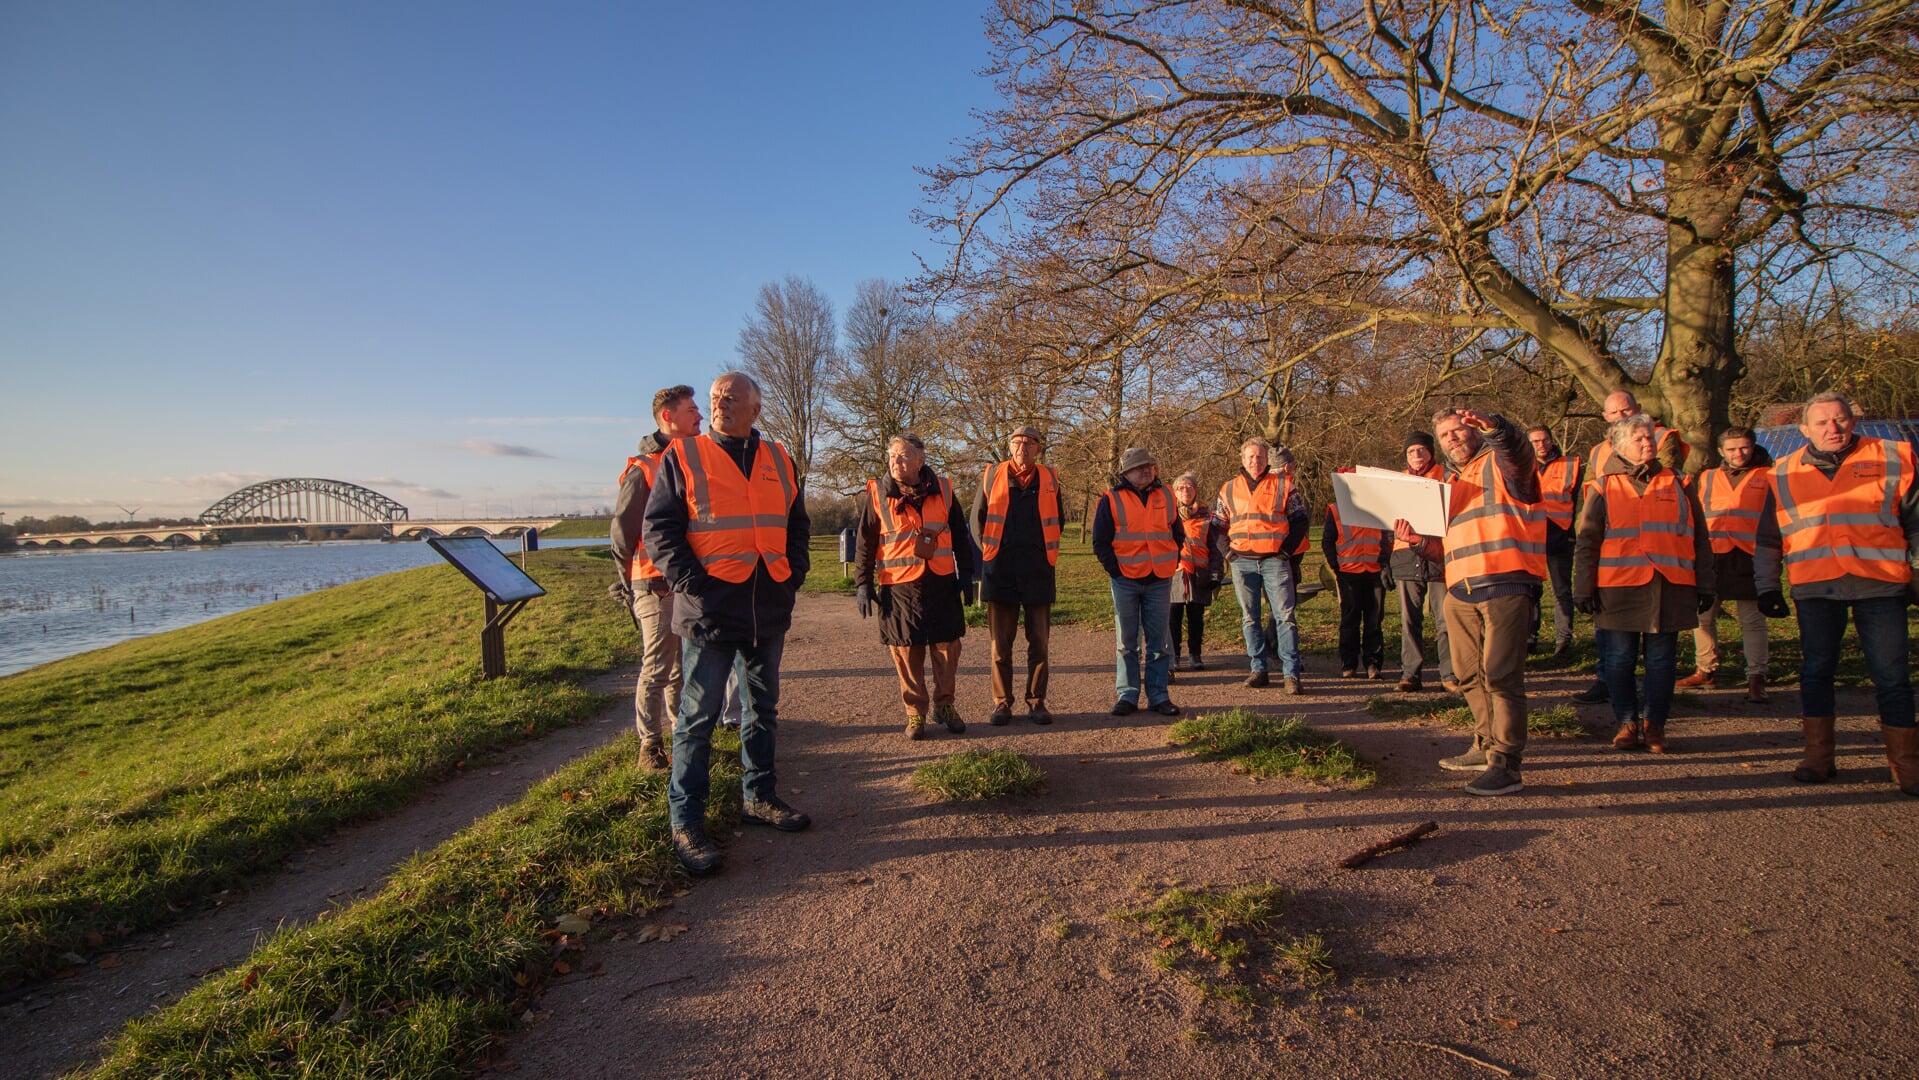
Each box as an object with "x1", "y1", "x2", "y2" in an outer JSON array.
[{"x1": 642, "y1": 429, "x2": 811, "y2": 644}]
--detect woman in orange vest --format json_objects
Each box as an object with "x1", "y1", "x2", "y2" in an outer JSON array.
[
  {"x1": 855, "y1": 434, "x2": 978, "y2": 741},
  {"x1": 1574, "y1": 414, "x2": 1716, "y2": 753},
  {"x1": 1093, "y1": 447, "x2": 1181, "y2": 716},
  {"x1": 1321, "y1": 483, "x2": 1387, "y2": 679},
  {"x1": 1167, "y1": 472, "x2": 1227, "y2": 674}
]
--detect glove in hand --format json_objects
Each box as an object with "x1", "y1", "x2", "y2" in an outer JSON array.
[
  {"x1": 1696, "y1": 592, "x2": 1717, "y2": 615},
  {"x1": 1575, "y1": 595, "x2": 1601, "y2": 615},
  {"x1": 1758, "y1": 591, "x2": 1790, "y2": 619},
  {"x1": 856, "y1": 584, "x2": 875, "y2": 619}
]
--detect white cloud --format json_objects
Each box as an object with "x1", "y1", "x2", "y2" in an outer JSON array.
[
  {"x1": 152, "y1": 472, "x2": 273, "y2": 490},
  {"x1": 460, "y1": 440, "x2": 553, "y2": 459},
  {"x1": 356, "y1": 477, "x2": 460, "y2": 500}
]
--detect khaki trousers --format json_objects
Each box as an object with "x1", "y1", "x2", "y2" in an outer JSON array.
[
  {"x1": 631, "y1": 587, "x2": 681, "y2": 742},
  {"x1": 987, "y1": 601, "x2": 1051, "y2": 708},
  {"x1": 1444, "y1": 592, "x2": 1532, "y2": 760},
  {"x1": 890, "y1": 640, "x2": 962, "y2": 715},
  {"x1": 1693, "y1": 600, "x2": 1769, "y2": 674}
]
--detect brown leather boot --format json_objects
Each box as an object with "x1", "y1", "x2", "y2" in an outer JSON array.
[
  {"x1": 1675, "y1": 669, "x2": 1715, "y2": 689},
  {"x1": 1881, "y1": 725, "x2": 1919, "y2": 797},
  {"x1": 1794, "y1": 716, "x2": 1837, "y2": 783},
  {"x1": 1745, "y1": 674, "x2": 1768, "y2": 704},
  {"x1": 1644, "y1": 722, "x2": 1669, "y2": 754},
  {"x1": 1612, "y1": 721, "x2": 1642, "y2": 750}
]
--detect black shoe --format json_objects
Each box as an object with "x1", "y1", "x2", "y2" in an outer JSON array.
[
  {"x1": 672, "y1": 827, "x2": 722, "y2": 875},
  {"x1": 1570, "y1": 682, "x2": 1610, "y2": 704},
  {"x1": 1111, "y1": 700, "x2": 1139, "y2": 716},
  {"x1": 741, "y1": 795, "x2": 810, "y2": 832},
  {"x1": 1190, "y1": 657, "x2": 1206, "y2": 671},
  {"x1": 1150, "y1": 701, "x2": 1180, "y2": 717},
  {"x1": 1244, "y1": 671, "x2": 1271, "y2": 688},
  {"x1": 989, "y1": 702, "x2": 1013, "y2": 726},
  {"x1": 1551, "y1": 642, "x2": 1573, "y2": 663},
  {"x1": 1030, "y1": 703, "x2": 1053, "y2": 725}
]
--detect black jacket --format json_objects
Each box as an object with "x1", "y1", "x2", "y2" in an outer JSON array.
[
  {"x1": 856, "y1": 466, "x2": 977, "y2": 646},
  {"x1": 610, "y1": 430, "x2": 672, "y2": 586},
  {"x1": 969, "y1": 463, "x2": 1058, "y2": 605},
  {"x1": 1093, "y1": 479, "x2": 1177, "y2": 579},
  {"x1": 642, "y1": 429, "x2": 811, "y2": 644}
]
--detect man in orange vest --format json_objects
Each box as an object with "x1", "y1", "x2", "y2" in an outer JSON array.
[
  {"x1": 643, "y1": 372, "x2": 813, "y2": 874},
  {"x1": 1527, "y1": 425, "x2": 1583, "y2": 662},
  {"x1": 1217, "y1": 437, "x2": 1310, "y2": 693},
  {"x1": 1756, "y1": 391, "x2": 1919, "y2": 795},
  {"x1": 857, "y1": 434, "x2": 977, "y2": 740},
  {"x1": 1394, "y1": 407, "x2": 1543, "y2": 796},
  {"x1": 1391, "y1": 431, "x2": 1454, "y2": 692},
  {"x1": 611, "y1": 384, "x2": 702, "y2": 771},
  {"x1": 1678, "y1": 427, "x2": 1778, "y2": 702},
  {"x1": 1093, "y1": 447, "x2": 1182, "y2": 716},
  {"x1": 969, "y1": 425, "x2": 1061, "y2": 725},
  {"x1": 1322, "y1": 487, "x2": 1386, "y2": 679},
  {"x1": 1573, "y1": 390, "x2": 1689, "y2": 705}
]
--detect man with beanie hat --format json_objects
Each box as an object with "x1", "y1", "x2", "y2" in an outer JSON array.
[{"x1": 1392, "y1": 431, "x2": 1454, "y2": 691}]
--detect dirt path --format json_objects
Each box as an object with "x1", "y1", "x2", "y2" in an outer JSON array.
[{"x1": 11, "y1": 593, "x2": 1916, "y2": 1078}]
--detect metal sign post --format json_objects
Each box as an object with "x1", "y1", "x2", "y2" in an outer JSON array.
[{"x1": 428, "y1": 536, "x2": 547, "y2": 679}]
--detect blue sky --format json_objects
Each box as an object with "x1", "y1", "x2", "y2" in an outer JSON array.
[{"x1": 1, "y1": 1, "x2": 997, "y2": 521}]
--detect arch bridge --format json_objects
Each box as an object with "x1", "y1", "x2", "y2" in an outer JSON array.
[{"x1": 199, "y1": 478, "x2": 410, "y2": 525}]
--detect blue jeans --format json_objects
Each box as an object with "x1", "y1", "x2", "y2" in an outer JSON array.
[
  {"x1": 1602, "y1": 630, "x2": 1678, "y2": 727},
  {"x1": 1230, "y1": 556, "x2": 1300, "y2": 677},
  {"x1": 1110, "y1": 575, "x2": 1172, "y2": 705},
  {"x1": 670, "y1": 636, "x2": 784, "y2": 830},
  {"x1": 1797, "y1": 596, "x2": 1914, "y2": 727}
]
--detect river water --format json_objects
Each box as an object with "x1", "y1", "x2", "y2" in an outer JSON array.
[{"x1": 0, "y1": 538, "x2": 605, "y2": 678}]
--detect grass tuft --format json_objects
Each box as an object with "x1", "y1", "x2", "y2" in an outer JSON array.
[
  {"x1": 1113, "y1": 881, "x2": 1335, "y2": 1022},
  {"x1": 1167, "y1": 709, "x2": 1376, "y2": 787},
  {"x1": 1368, "y1": 696, "x2": 1587, "y2": 738},
  {"x1": 911, "y1": 749, "x2": 1045, "y2": 800}
]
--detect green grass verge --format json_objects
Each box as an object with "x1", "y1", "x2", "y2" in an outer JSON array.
[
  {"x1": 1367, "y1": 696, "x2": 1587, "y2": 737},
  {"x1": 910, "y1": 749, "x2": 1045, "y2": 800},
  {"x1": 1167, "y1": 709, "x2": 1377, "y2": 787},
  {"x1": 0, "y1": 549, "x2": 640, "y2": 985},
  {"x1": 532, "y1": 516, "x2": 611, "y2": 540},
  {"x1": 85, "y1": 731, "x2": 740, "y2": 1078},
  {"x1": 1113, "y1": 881, "x2": 1332, "y2": 1016}
]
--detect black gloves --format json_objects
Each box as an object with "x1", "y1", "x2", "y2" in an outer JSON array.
[
  {"x1": 1575, "y1": 595, "x2": 1601, "y2": 615},
  {"x1": 1758, "y1": 591, "x2": 1790, "y2": 619},
  {"x1": 1381, "y1": 566, "x2": 1395, "y2": 590},
  {"x1": 963, "y1": 579, "x2": 981, "y2": 607},
  {"x1": 856, "y1": 584, "x2": 875, "y2": 619},
  {"x1": 1696, "y1": 592, "x2": 1718, "y2": 615}
]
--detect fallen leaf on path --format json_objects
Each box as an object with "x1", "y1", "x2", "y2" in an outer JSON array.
[
  {"x1": 1492, "y1": 1016, "x2": 1521, "y2": 1028},
  {"x1": 552, "y1": 960, "x2": 571, "y2": 975},
  {"x1": 96, "y1": 954, "x2": 121, "y2": 969},
  {"x1": 658, "y1": 923, "x2": 690, "y2": 942},
  {"x1": 239, "y1": 966, "x2": 261, "y2": 991},
  {"x1": 554, "y1": 916, "x2": 591, "y2": 935}
]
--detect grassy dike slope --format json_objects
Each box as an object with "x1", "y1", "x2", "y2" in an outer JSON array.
[{"x1": 0, "y1": 548, "x2": 637, "y2": 986}]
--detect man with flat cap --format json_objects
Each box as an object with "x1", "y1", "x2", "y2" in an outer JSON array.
[{"x1": 971, "y1": 425, "x2": 1063, "y2": 725}]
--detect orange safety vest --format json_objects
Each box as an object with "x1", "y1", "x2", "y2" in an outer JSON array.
[
  {"x1": 867, "y1": 475, "x2": 957, "y2": 585},
  {"x1": 1393, "y1": 460, "x2": 1446, "y2": 551},
  {"x1": 1104, "y1": 484, "x2": 1178, "y2": 579},
  {"x1": 1218, "y1": 470, "x2": 1292, "y2": 556},
  {"x1": 673, "y1": 433, "x2": 797, "y2": 584},
  {"x1": 977, "y1": 461, "x2": 1062, "y2": 566},
  {"x1": 1537, "y1": 453, "x2": 1582, "y2": 532},
  {"x1": 617, "y1": 452, "x2": 664, "y2": 582},
  {"x1": 1589, "y1": 423, "x2": 1688, "y2": 487},
  {"x1": 1696, "y1": 466, "x2": 1769, "y2": 556},
  {"x1": 1327, "y1": 503, "x2": 1385, "y2": 573},
  {"x1": 1596, "y1": 471, "x2": 1697, "y2": 587},
  {"x1": 1177, "y1": 511, "x2": 1213, "y2": 576},
  {"x1": 1770, "y1": 437, "x2": 1915, "y2": 586},
  {"x1": 1443, "y1": 451, "x2": 1547, "y2": 589}
]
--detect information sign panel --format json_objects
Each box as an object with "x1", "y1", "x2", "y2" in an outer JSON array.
[{"x1": 428, "y1": 537, "x2": 546, "y2": 603}]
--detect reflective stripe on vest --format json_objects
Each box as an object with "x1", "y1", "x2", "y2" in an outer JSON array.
[
  {"x1": 618, "y1": 452, "x2": 664, "y2": 582},
  {"x1": 1105, "y1": 485, "x2": 1178, "y2": 579},
  {"x1": 868, "y1": 475, "x2": 956, "y2": 585},
  {"x1": 977, "y1": 461, "x2": 1062, "y2": 566},
  {"x1": 1596, "y1": 471, "x2": 1697, "y2": 587},
  {"x1": 1443, "y1": 452, "x2": 1547, "y2": 589},
  {"x1": 1327, "y1": 503, "x2": 1385, "y2": 573},
  {"x1": 675, "y1": 433, "x2": 796, "y2": 584},
  {"x1": 1698, "y1": 466, "x2": 1768, "y2": 556},
  {"x1": 1770, "y1": 437, "x2": 1915, "y2": 586},
  {"x1": 1218, "y1": 471, "x2": 1291, "y2": 556},
  {"x1": 1537, "y1": 454, "x2": 1581, "y2": 531},
  {"x1": 1177, "y1": 512, "x2": 1212, "y2": 575}
]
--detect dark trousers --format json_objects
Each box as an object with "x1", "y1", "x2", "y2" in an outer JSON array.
[
  {"x1": 1602, "y1": 630, "x2": 1678, "y2": 727},
  {"x1": 1336, "y1": 570, "x2": 1385, "y2": 672},
  {"x1": 670, "y1": 636, "x2": 784, "y2": 831},
  {"x1": 1169, "y1": 601, "x2": 1207, "y2": 659},
  {"x1": 1531, "y1": 548, "x2": 1575, "y2": 648},
  {"x1": 987, "y1": 601, "x2": 1051, "y2": 708},
  {"x1": 1797, "y1": 596, "x2": 1914, "y2": 726}
]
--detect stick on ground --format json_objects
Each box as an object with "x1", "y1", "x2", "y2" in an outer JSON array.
[
  {"x1": 1339, "y1": 820, "x2": 1438, "y2": 869},
  {"x1": 1387, "y1": 1039, "x2": 1517, "y2": 1076}
]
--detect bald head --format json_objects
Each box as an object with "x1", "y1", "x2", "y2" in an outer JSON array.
[{"x1": 1601, "y1": 392, "x2": 1639, "y2": 423}]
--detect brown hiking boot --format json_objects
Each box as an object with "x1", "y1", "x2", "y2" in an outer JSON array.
[
  {"x1": 1676, "y1": 669, "x2": 1715, "y2": 689},
  {"x1": 638, "y1": 738, "x2": 671, "y2": 772},
  {"x1": 1244, "y1": 671, "x2": 1271, "y2": 688},
  {"x1": 1029, "y1": 702, "x2": 1053, "y2": 725},
  {"x1": 1396, "y1": 676, "x2": 1422, "y2": 692},
  {"x1": 1644, "y1": 722, "x2": 1669, "y2": 754},
  {"x1": 1283, "y1": 676, "x2": 1303, "y2": 695},
  {"x1": 1745, "y1": 674, "x2": 1769, "y2": 704},
  {"x1": 1794, "y1": 716, "x2": 1836, "y2": 782},
  {"x1": 905, "y1": 713, "x2": 926, "y2": 741},
  {"x1": 989, "y1": 701, "x2": 1014, "y2": 726},
  {"x1": 935, "y1": 702, "x2": 966, "y2": 734},
  {"x1": 1880, "y1": 725, "x2": 1919, "y2": 796},
  {"x1": 1612, "y1": 721, "x2": 1642, "y2": 750}
]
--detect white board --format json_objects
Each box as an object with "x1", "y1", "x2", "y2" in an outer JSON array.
[{"x1": 1333, "y1": 470, "x2": 1451, "y2": 537}]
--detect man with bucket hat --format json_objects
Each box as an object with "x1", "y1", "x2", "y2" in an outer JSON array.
[{"x1": 1093, "y1": 447, "x2": 1182, "y2": 717}]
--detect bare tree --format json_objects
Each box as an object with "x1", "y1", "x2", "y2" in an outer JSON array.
[
  {"x1": 816, "y1": 280, "x2": 937, "y2": 494},
  {"x1": 927, "y1": 0, "x2": 1919, "y2": 466},
  {"x1": 737, "y1": 276, "x2": 836, "y2": 481}
]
